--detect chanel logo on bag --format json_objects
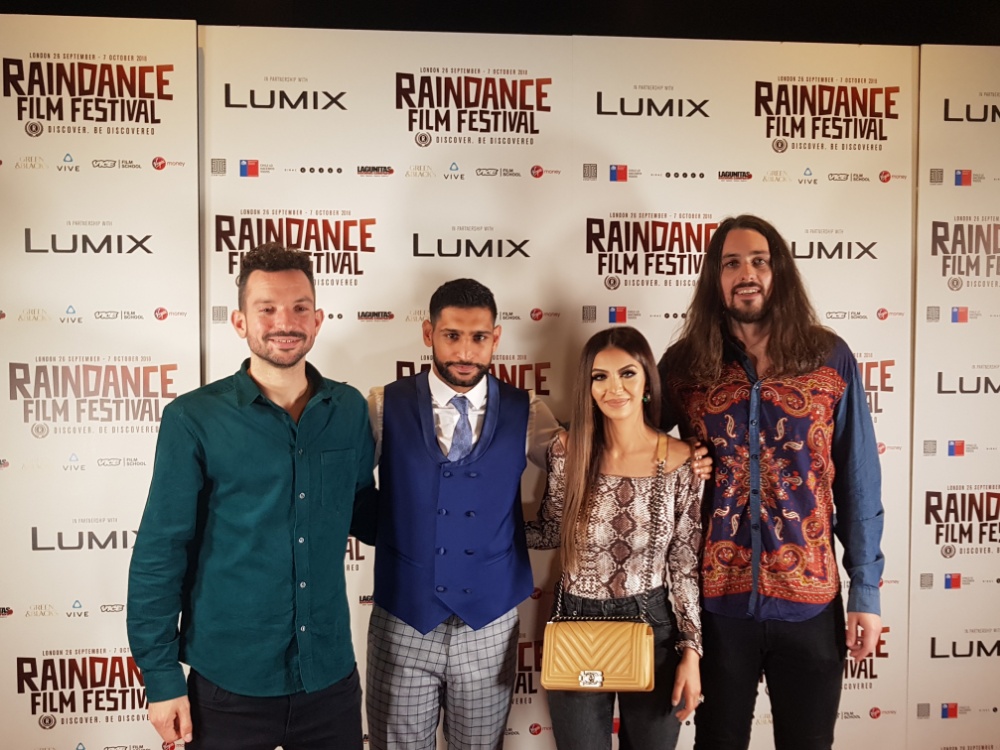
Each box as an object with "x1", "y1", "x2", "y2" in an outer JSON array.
[{"x1": 579, "y1": 670, "x2": 604, "y2": 688}]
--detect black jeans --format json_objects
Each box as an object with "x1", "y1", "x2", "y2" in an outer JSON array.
[
  {"x1": 546, "y1": 587, "x2": 687, "y2": 750},
  {"x1": 187, "y1": 666, "x2": 362, "y2": 750},
  {"x1": 693, "y1": 600, "x2": 847, "y2": 750}
]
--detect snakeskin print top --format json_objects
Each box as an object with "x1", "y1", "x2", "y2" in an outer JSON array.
[{"x1": 526, "y1": 434, "x2": 704, "y2": 654}]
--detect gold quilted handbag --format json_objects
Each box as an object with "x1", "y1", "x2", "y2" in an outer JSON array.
[
  {"x1": 540, "y1": 619, "x2": 654, "y2": 691},
  {"x1": 539, "y1": 434, "x2": 667, "y2": 693}
]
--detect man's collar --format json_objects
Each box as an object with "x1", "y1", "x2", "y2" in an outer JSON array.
[
  {"x1": 234, "y1": 358, "x2": 329, "y2": 407},
  {"x1": 428, "y1": 368, "x2": 488, "y2": 409}
]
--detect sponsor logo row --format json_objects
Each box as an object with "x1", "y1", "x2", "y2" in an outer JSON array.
[
  {"x1": 7, "y1": 154, "x2": 182, "y2": 171},
  {"x1": 0, "y1": 306, "x2": 185, "y2": 322}
]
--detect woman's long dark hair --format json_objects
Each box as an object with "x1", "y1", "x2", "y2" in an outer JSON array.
[{"x1": 561, "y1": 326, "x2": 661, "y2": 572}]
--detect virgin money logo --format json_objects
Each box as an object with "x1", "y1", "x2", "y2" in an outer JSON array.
[
  {"x1": 154, "y1": 307, "x2": 168, "y2": 320},
  {"x1": 529, "y1": 724, "x2": 542, "y2": 736},
  {"x1": 530, "y1": 308, "x2": 543, "y2": 321},
  {"x1": 879, "y1": 171, "x2": 891, "y2": 183},
  {"x1": 152, "y1": 157, "x2": 166, "y2": 170},
  {"x1": 531, "y1": 165, "x2": 544, "y2": 178},
  {"x1": 877, "y1": 308, "x2": 889, "y2": 320}
]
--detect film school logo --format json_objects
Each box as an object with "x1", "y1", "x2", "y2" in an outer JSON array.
[
  {"x1": 214, "y1": 213, "x2": 377, "y2": 276},
  {"x1": 586, "y1": 216, "x2": 717, "y2": 279},
  {"x1": 923, "y1": 486, "x2": 1000, "y2": 552},
  {"x1": 754, "y1": 80, "x2": 900, "y2": 143},
  {"x1": 9, "y1": 361, "x2": 178, "y2": 434},
  {"x1": 2, "y1": 58, "x2": 175, "y2": 128},
  {"x1": 930, "y1": 220, "x2": 1000, "y2": 281},
  {"x1": 395, "y1": 70, "x2": 552, "y2": 144}
]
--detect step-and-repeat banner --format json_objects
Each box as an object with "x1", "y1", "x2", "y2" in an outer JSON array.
[
  {"x1": 1, "y1": 14, "x2": 993, "y2": 750},
  {"x1": 909, "y1": 44, "x2": 1000, "y2": 750},
  {"x1": 0, "y1": 13, "x2": 200, "y2": 750}
]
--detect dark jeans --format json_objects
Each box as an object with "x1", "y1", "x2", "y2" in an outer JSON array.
[
  {"x1": 187, "y1": 666, "x2": 362, "y2": 750},
  {"x1": 693, "y1": 600, "x2": 847, "y2": 750},
  {"x1": 546, "y1": 587, "x2": 687, "y2": 750}
]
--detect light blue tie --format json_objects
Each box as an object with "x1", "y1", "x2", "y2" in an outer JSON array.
[{"x1": 447, "y1": 395, "x2": 473, "y2": 461}]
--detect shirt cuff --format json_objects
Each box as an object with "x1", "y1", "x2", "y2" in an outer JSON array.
[
  {"x1": 847, "y1": 583, "x2": 881, "y2": 616},
  {"x1": 141, "y1": 666, "x2": 189, "y2": 703},
  {"x1": 675, "y1": 632, "x2": 703, "y2": 658}
]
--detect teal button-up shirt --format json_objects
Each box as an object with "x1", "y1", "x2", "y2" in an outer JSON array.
[{"x1": 127, "y1": 360, "x2": 376, "y2": 701}]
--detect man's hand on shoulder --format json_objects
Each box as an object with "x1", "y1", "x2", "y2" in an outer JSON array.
[
  {"x1": 846, "y1": 611, "x2": 882, "y2": 661},
  {"x1": 149, "y1": 696, "x2": 193, "y2": 744}
]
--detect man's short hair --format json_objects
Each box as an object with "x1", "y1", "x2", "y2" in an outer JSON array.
[
  {"x1": 236, "y1": 243, "x2": 315, "y2": 310},
  {"x1": 428, "y1": 278, "x2": 497, "y2": 324}
]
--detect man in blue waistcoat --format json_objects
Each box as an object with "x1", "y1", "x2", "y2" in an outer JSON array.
[{"x1": 357, "y1": 278, "x2": 560, "y2": 750}]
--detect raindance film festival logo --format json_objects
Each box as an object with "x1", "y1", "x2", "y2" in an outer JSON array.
[
  {"x1": 930, "y1": 219, "x2": 1000, "y2": 282},
  {"x1": 10, "y1": 359, "x2": 179, "y2": 437},
  {"x1": 214, "y1": 212, "x2": 376, "y2": 278},
  {"x1": 754, "y1": 79, "x2": 900, "y2": 147},
  {"x1": 396, "y1": 69, "x2": 551, "y2": 146},
  {"x1": 586, "y1": 215, "x2": 717, "y2": 281},
  {"x1": 3, "y1": 56, "x2": 176, "y2": 133},
  {"x1": 923, "y1": 485, "x2": 1000, "y2": 554},
  {"x1": 16, "y1": 651, "x2": 149, "y2": 724}
]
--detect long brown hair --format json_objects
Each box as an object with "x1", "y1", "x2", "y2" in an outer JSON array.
[
  {"x1": 666, "y1": 214, "x2": 835, "y2": 384},
  {"x1": 561, "y1": 326, "x2": 661, "y2": 573}
]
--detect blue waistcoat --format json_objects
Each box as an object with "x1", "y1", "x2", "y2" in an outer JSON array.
[{"x1": 375, "y1": 371, "x2": 533, "y2": 634}]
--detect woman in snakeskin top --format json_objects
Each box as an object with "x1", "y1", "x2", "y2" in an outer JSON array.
[{"x1": 527, "y1": 326, "x2": 706, "y2": 750}]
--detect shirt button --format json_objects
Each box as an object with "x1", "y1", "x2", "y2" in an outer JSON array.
[
  {"x1": 300, "y1": 626, "x2": 306, "y2": 632},
  {"x1": 443, "y1": 471, "x2": 452, "y2": 478},
  {"x1": 466, "y1": 511, "x2": 476, "y2": 518},
  {"x1": 438, "y1": 508, "x2": 448, "y2": 516},
  {"x1": 750, "y1": 420, "x2": 757, "y2": 426},
  {"x1": 298, "y1": 492, "x2": 306, "y2": 500},
  {"x1": 298, "y1": 537, "x2": 305, "y2": 544},
  {"x1": 299, "y1": 581, "x2": 307, "y2": 588},
  {"x1": 465, "y1": 549, "x2": 475, "y2": 555},
  {"x1": 751, "y1": 523, "x2": 760, "y2": 531},
  {"x1": 298, "y1": 449, "x2": 304, "y2": 456},
  {"x1": 467, "y1": 471, "x2": 479, "y2": 478},
  {"x1": 751, "y1": 454, "x2": 759, "y2": 460},
  {"x1": 436, "y1": 585, "x2": 446, "y2": 593},
  {"x1": 436, "y1": 547, "x2": 447, "y2": 555},
  {"x1": 463, "y1": 588, "x2": 472, "y2": 594}
]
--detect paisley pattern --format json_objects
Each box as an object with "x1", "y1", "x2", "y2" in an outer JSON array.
[{"x1": 673, "y1": 361, "x2": 847, "y2": 607}]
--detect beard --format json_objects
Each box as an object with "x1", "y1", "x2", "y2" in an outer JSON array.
[
  {"x1": 432, "y1": 352, "x2": 490, "y2": 389},
  {"x1": 725, "y1": 303, "x2": 770, "y2": 325},
  {"x1": 725, "y1": 285, "x2": 771, "y2": 324},
  {"x1": 248, "y1": 331, "x2": 310, "y2": 369}
]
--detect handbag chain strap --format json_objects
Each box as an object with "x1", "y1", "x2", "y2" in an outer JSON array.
[{"x1": 552, "y1": 433, "x2": 668, "y2": 624}]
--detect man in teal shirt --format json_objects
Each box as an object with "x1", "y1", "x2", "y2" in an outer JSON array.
[{"x1": 127, "y1": 243, "x2": 375, "y2": 749}]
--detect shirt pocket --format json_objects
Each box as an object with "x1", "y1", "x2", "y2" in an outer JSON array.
[{"x1": 320, "y1": 448, "x2": 356, "y2": 510}]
